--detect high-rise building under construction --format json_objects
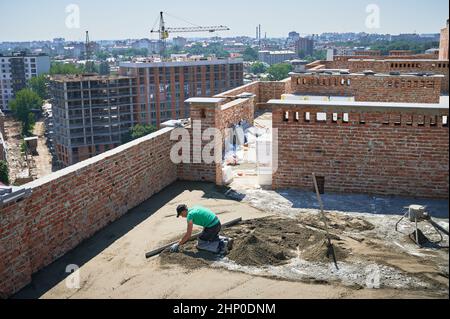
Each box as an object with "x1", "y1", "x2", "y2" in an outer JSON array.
[
  {"x1": 50, "y1": 74, "x2": 137, "y2": 166},
  {"x1": 50, "y1": 57, "x2": 243, "y2": 166},
  {"x1": 118, "y1": 57, "x2": 243, "y2": 126}
]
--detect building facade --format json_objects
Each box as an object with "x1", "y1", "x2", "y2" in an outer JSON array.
[
  {"x1": 173, "y1": 37, "x2": 187, "y2": 49},
  {"x1": 258, "y1": 51, "x2": 297, "y2": 65},
  {"x1": 50, "y1": 74, "x2": 137, "y2": 166},
  {"x1": 50, "y1": 58, "x2": 243, "y2": 166},
  {"x1": 440, "y1": 19, "x2": 449, "y2": 60},
  {"x1": 287, "y1": 31, "x2": 300, "y2": 46},
  {"x1": 295, "y1": 37, "x2": 314, "y2": 57},
  {"x1": 0, "y1": 52, "x2": 50, "y2": 110},
  {"x1": 118, "y1": 58, "x2": 243, "y2": 126}
]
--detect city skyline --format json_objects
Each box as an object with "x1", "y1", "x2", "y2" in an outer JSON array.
[{"x1": 0, "y1": 0, "x2": 448, "y2": 42}]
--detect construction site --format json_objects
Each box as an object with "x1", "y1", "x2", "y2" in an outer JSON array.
[
  {"x1": 1, "y1": 108, "x2": 54, "y2": 186},
  {"x1": 0, "y1": 15, "x2": 449, "y2": 301},
  {"x1": 2, "y1": 60, "x2": 449, "y2": 299}
]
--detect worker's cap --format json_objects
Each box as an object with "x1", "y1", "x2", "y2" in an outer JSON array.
[{"x1": 176, "y1": 204, "x2": 188, "y2": 218}]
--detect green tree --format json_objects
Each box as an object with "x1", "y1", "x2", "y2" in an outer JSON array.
[
  {"x1": 112, "y1": 48, "x2": 148, "y2": 58},
  {"x1": 99, "y1": 62, "x2": 110, "y2": 75},
  {"x1": 250, "y1": 62, "x2": 268, "y2": 74},
  {"x1": 167, "y1": 45, "x2": 183, "y2": 55},
  {"x1": 186, "y1": 43, "x2": 230, "y2": 58},
  {"x1": 9, "y1": 89, "x2": 42, "y2": 136},
  {"x1": 297, "y1": 49, "x2": 307, "y2": 59},
  {"x1": 332, "y1": 40, "x2": 439, "y2": 56},
  {"x1": 84, "y1": 61, "x2": 98, "y2": 73},
  {"x1": 0, "y1": 160, "x2": 9, "y2": 185},
  {"x1": 243, "y1": 47, "x2": 259, "y2": 61},
  {"x1": 28, "y1": 74, "x2": 49, "y2": 100},
  {"x1": 267, "y1": 63, "x2": 293, "y2": 81},
  {"x1": 50, "y1": 62, "x2": 84, "y2": 75},
  {"x1": 121, "y1": 124, "x2": 158, "y2": 143},
  {"x1": 95, "y1": 50, "x2": 110, "y2": 61}
]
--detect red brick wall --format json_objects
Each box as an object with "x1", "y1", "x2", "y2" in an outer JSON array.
[
  {"x1": 316, "y1": 59, "x2": 449, "y2": 94},
  {"x1": 215, "y1": 79, "x2": 292, "y2": 107},
  {"x1": 440, "y1": 22, "x2": 449, "y2": 60},
  {"x1": 176, "y1": 105, "x2": 218, "y2": 184},
  {"x1": 332, "y1": 54, "x2": 439, "y2": 62},
  {"x1": 178, "y1": 97, "x2": 255, "y2": 185},
  {"x1": 219, "y1": 98, "x2": 255, "y2": 131},
  {"x1": 259, "y1": 79, "x2": 292, "y2": 104},
  {"x1": 272, "y1": 104, "x2": 449, "y2": 198},
  {"x1": 215, "y1": 81, "x2": 260, "y2": 101},
  {"x1": 0, "y1": 128, "x2": 178, "y2": 297},
  {"x1": 290, "y1": 74, "x2": 442, "y2": 103}
]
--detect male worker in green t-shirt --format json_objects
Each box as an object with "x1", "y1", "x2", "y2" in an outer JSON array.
[{"x1": 170, "y1": 204, "x2": 223, "y2": 253}]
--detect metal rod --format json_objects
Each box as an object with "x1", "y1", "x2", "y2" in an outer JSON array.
[
  {"x1": 312, "y1": 173, "x2": 339, "y2": 270},
  {"x1": 415, "y1": 213, "x2": 420, "y2": 247},
  {"x1": 312, "y1": 173, "x2": 331, "y2": 238}
]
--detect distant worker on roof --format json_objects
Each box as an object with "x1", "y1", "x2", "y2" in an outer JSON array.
[{"x1": 170, "y1": 204, "x2": 232, "y2": 254}]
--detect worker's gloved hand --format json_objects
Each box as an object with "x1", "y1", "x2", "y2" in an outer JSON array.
[{"x1": 170, "y1": 243, "x2": 180, "y2": 253}]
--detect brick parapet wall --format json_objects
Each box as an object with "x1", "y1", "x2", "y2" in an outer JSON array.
[
  {"x1": 176, "y1": 104, "x2": 218, "y2": 184},
  {"x1": 215, "y1": 81, "x2": 260, "y2": 102},
  {"x1": 291, "y1": 74, "x2": 442, "y2": 103},
  {"x1": 178, "y1": 97, "x2": 255, "y2": 185},
  {"x1": 440, "y1": 23, "x2": 449, "y2": 60},
  {"x1": 312, "y1": 59, "x2": 449, "y2": 94},
  {"x1": 272, "y1": 103, "x2": 449, "y2": 198},
  {"x1": 332, "y1": 54, "x2": 439, "y2": 62},
  {"x1": 259, "y1": 80, "x2": 292, "y2": 104},
  {"x1": 214, "y1": 79, "x2": 292, "y2": 108},
  {"x1": 0, "y1": 128, "x2": 178, "y2": 297}
]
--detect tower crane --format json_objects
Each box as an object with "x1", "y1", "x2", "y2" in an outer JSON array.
[
  {"x1": 150, "y1": 11, "x2": 230, "y2": 58},
  {"x1": 85, "y1": 31, "x2": 91, "y2": 61},
  {"x1": 84, "y1": 31, "x2": 96, "y2": 73}
]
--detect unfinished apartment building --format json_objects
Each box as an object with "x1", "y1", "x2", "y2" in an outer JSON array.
[
  {"x1": 50, "y1": 74, "x2": 137, "y2": 166},
  {"x1": 118, "y1": 57, "x2": 244, "y2": 127},
  {"x1": 50, "y1": 58, "x2": 243, "y2": 167}
]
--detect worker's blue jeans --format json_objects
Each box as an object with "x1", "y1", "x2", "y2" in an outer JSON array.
[{"x1": 199, "y1": 222, "x2": 221, "y2": 242}]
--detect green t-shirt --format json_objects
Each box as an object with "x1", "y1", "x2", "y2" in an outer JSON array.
[{"x1": 187, "y1": 206, "x2": 219, "y2": 228}]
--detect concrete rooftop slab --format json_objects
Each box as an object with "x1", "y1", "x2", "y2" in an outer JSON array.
[
  {"x1": 268, "y1": 96, "x2": 449, "y2": 111},
  {"x1": 13, "y1": 181, "x2": 448, "y2": 299}
]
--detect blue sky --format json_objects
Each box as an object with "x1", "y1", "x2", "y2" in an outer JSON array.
[{"x1": 0, "y1": 0, "x2": 448, "y2": 41}]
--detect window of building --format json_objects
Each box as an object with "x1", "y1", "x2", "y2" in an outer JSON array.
[
  {"x1": 304, "y1": 112, "x2": 311, "y2": 122},
  {"x1": 343, "y1": 113, "x2": 349, "y2": 123}
]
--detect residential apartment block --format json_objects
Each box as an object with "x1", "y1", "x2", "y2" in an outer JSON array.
[
  {"x1": 258, "y1": 50, "x2": 297, "y2": 65},
  {"x1": 0, "y1": 52, "x2": 50, "y2": 110},
  {"x1": 51, "y1": 58, "x2": 243, "y2": 166},
  {"x1": 50, "y1": 74, "x2": 137, "y2": 166},
  {"x1": 118, "y1": 57, "x2": 243, "y2": 126},
  {"x1": 295, "y1": 37, "x2": 314, "y2": 57}
]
